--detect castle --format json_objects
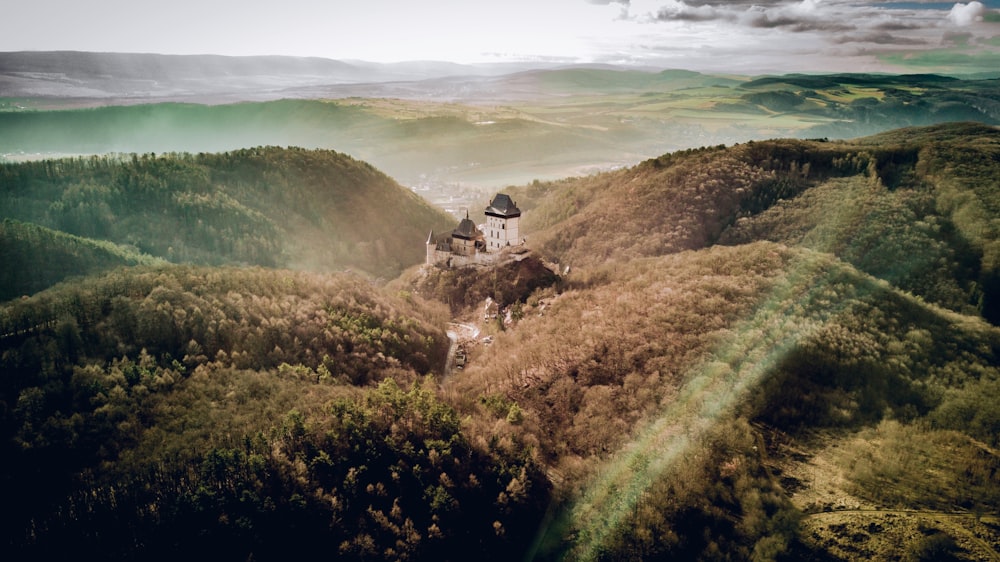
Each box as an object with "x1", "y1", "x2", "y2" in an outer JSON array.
[{"x1": 425, "y1": 193, "x2": 524, "y2": 267}]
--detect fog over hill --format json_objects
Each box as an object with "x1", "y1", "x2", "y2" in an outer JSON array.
[
  {"x1": 0, "y1": 51, "x2": 558, "y2": 104},
  {"x1": 3, "y1": 53, "x2": 999, "y2": 208},
  {"x1": 0, "y1": 146, "x2": 456, "y2": 285}
]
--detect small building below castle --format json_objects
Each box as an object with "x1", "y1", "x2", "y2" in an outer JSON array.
[{"x1": 426, "y1": 193, "x2": 525, "y2": 267}]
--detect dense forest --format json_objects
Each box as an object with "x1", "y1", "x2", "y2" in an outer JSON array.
[
  {"x1": 3, "y1": 123, "x2": 1000, "y2": 560},
  {"x1": 0, "y1": 218, "x2": 166, "y2": 301},
  {"x1": 511, "y1": 122, "x2": 1000, "y2": 322},
  {"x1": 0, "y1": 266, "x2": 550, "y2": 560},
  {"x1": 0, "y1": 147, "x2": 455, "y2": 284},
  {"x1": 445, "y1": 242, "x2": 1000, "y2": 559}
]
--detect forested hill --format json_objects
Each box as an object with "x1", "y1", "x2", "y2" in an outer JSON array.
[
  {"x1": 449, "y1": 241, "x2": 1000, "y2": 560},
  {"x1": 3, "y1": 123, "x2": 1000, "y2": 560},
  {"x1": 512, "y1": 122, "x2": 1000, "y2": 323},
  {"x1": 0, "y1": 147, "x2": 455, "y2": 287},
  {"x1": 0, "y1": 219, "x2": 167, "y2": 301},
  {"x1": 0, "y1": 266, "x2": 552, "y2": 560}
]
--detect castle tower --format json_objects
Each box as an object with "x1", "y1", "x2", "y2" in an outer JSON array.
[
  {"x1": 484, "y1": 193, "x2": 521, "y2": 252},
  {"x1": 450, "y1": 211, "x2": 482, "y2": 256}
]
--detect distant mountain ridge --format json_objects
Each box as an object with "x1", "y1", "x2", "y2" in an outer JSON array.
[
  {"x1": 0, "y1": 51, "x2": 361, "y2": 80},
  {"x1": 0, "y1": 51, "x2": 551, "y2": 100},
  {"x1": 3, "y1": 53, "x2": 998, "y2": 193}
]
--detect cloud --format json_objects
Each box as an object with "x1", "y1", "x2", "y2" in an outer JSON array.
[
  {"x1": 595, "y1": 0, "x2": 998, "y2": 73},
  {"x1": 744, "y1": 10, "x2": 854, "y2": 32},
  {"x1": 654, "y1": 1, "x2": 725, "y2": 22},
  {"x1": 947, "y1": 2, "x2": 986, "y2": 25},
  {"x1": 646, "y1": 0, "x2": 859, "y2": 32},
  {"x1": 678, "y1": 0, "x2": 807, "y2": 6},
  {"x1": 834, "y1": 32, "x2": 928, "y2": 45},
  {"x1": 632, "y1": 0, "x2": 997, "y2": 36},
  {"x1": 872, "y1": 20, "x2": 922, "y2": 31},
  {"x1": 942, "y1": 30, "x2": 974, "y2": 44}
]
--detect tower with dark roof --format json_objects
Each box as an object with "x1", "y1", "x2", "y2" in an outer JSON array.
[
  {"x1": 450, "y1": 211, "x2": 482, "y2": 256},
  {"x1": 424, "y1": 194, "x2": 525, "y2": 266},
  {"x1": 484, "y1": 193, "x2": 521, "y2": 252}
]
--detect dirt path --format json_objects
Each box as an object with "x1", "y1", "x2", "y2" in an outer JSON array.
[{"x1": 444, "y1": 322, "x2": 479, "y2": 376}]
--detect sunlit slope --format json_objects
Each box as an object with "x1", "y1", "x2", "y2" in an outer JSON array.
[
  {"x1": 447, "y1": 242, "x2": 1000, "y2": 560},
  {"x1": 0, "y1": 147, "x2": 455, "y2": 280},
  {"x1": 0, "y1": 218, "x2": 166, "y2": 302},
  {"x1": 513, "y1": 122, "x2": 1000, "y2": 321}
]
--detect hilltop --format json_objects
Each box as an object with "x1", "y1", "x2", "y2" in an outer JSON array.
[
  {"x1": 447, "y1": 240, "x2": 1000, "y2": 560},
  {"x1": 510, "y1": 122, "x2": 1000, "y2": 322},
  {"x1": 0, "y1": 147, "x2": 455, "y2": 289}
]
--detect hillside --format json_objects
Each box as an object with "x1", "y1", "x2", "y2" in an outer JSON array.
[
  {"x1": 3, "y1": 123, "x2": 1000, "y2": 560},
  {"x1": 0, "y1": 219, "x2": 166, "y2": 301},
  {"x1": 443, "y1": 241, "x2": 1000, "y2": 560},
  {"x1": 0, "y1": 265, "x2": 552, "y2": 561},
  {"x1": 445, "y1": 122, "x2": 1000, "y2": 559},
  {"x1": 5, "y1": 243, "x2": 997, "y2": 560},
  {"x1": 0, "y1": 99, "x2": 631, "y2": 190},
  {"x1": 511, "y1": 122, "x2": 1000, "y2": 322},
  {"x1": 0, "y1": 147, "x2": 455, "y2": 283}
]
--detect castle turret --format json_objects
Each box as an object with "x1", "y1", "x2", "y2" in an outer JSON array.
[
  {"x1": 450, "y1": 211, "x2": 482, "y2": 256},
  {"x1": 484, "y1": 193, "x2": 521, "y2": 252}
]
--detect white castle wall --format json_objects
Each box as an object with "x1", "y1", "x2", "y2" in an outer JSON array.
[
  {"x1": 426, "y1": 243, "x2": 528, "y2": 268},
  {"x1": 485, "y1": 215, "x2": 520, "y2": 252}
]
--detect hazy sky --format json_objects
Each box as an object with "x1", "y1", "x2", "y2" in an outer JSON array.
[{"x1": 3, "y1": 0, "x2": 1000, "y2": 73}]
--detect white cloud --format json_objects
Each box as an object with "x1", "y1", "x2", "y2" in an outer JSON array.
[
  {"x1": 947, "y1": 2, "x2": 987, "y2": 26},
  {"x1": 1, "y1": 0, "x2": 997, "y2": 73},
  {"x1": 654, "y1": 0, "x2": 725, "y2": 21}
]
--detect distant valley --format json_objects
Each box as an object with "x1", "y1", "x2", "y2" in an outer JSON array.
[{"x1": 2, "y1": 52, "x2": 999, "y2": 205}]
